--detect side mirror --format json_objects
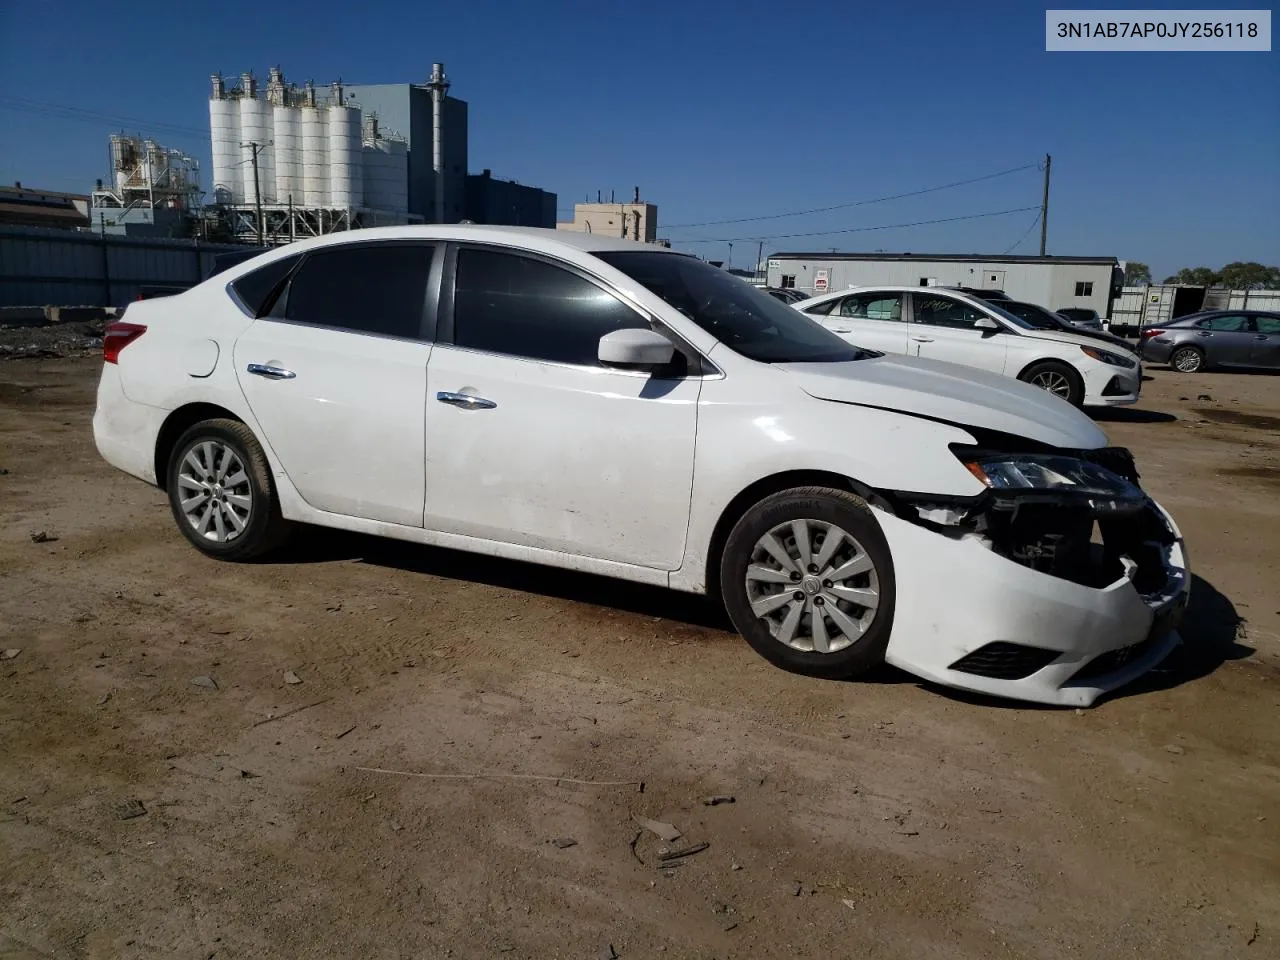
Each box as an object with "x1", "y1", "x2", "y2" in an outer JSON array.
[
  {"x1": 598, "y1": 327, "x2": 677, "y2": 368},
  {"x1": 975, "y1": 316, "x2": 1000, "y2": 333}
]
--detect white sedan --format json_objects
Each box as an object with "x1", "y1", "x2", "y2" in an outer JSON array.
[
  {"x1": 793, "y1": 286, "x2": 1141, "y2": 407},
  {"x1": 93, "y1": 226, "x2": 1188, "y2": 706}
]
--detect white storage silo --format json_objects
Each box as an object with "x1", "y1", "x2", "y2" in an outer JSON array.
[
  {"x1": 209, "y1": 95, "x2": 242, "y2": 203},
  {"x1": 239, "y1": 96, "x2": 276, "y2": 204},
  {"x1": 300, "y1": 104, "x2": 329, "y2": 207},
  {"x1": 273, "y1": 104, "x2": 301, "y2": 204},
  {"x1": 362, "y1": 138, "x2": 408, "y2": 215},
  {"x1": 327, "y1": 102, "x2": 363, "y2": 209}
]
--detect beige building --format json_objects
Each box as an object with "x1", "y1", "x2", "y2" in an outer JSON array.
[{"x1": 556, "y1": 194, "x2": 657, "y2": 242}]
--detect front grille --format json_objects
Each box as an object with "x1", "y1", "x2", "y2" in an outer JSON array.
[{"x1": 949, "y1": 642, "x2": 1063, "y2": 680}]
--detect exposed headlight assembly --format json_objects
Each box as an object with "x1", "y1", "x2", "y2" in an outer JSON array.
[
  {"x1": 1080, "y1": 345, "x2": 1137, "y2": 368},
  {"x1": 961, "y1": 454, "x2": 1145, "y2": 507}
]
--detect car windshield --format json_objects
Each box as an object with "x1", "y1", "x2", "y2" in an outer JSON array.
[
  {"x1": 974, "y1": 298, "x2": 1036, "y2": 330},
  {"x1": 1001, "y1": 301, "x2": 1065, "y2": 331},
  {"x1": 596, "y1": 251, "x2": 864, "y2": 363}
]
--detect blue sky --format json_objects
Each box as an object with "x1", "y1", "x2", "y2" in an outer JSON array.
[{"x1": 0, "y1": 0, "x2": 1275, "y2": 277}]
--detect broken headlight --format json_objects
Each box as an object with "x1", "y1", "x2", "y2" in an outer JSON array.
[{"x1": 961, "y1": 454, "x2": 1144, "y2": 502}]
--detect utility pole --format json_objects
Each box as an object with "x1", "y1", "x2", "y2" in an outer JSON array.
[
  {"x1": 1039, "y1": 153, "x2": 1051, "y2": 256},
  {"x1": 757, "y1": 240, "x2": 763, "y2": 282},
  {"x1": 728, "y1": 242, "x2": 734, "y2": 271},
  {"x1": 241, "y1": 140, "x2": 265, "y2": 245}
]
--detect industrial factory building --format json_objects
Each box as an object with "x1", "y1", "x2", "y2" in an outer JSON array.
[
  {"x1": 556, "y1": 191, "x2": 658, "y2": 241},
  {"x1": 766, "y1": 252, "x2": 1123, "y2": 317},
  {"x1": 207, "y1": 63, "x2": 556, "y2": 244}
]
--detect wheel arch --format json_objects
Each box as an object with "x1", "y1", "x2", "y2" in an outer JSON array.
[
  {"x1": 154, "y1": 403, "x2": 246, "y2": 492},
  {"x1": 703, "y1": 469, "x2": 890, "y2": 602},
  {"x1": 1013, "y1": 354, "x2": 1084, "y2": 383}
]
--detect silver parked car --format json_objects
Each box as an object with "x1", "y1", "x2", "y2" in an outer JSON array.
[
  {"x1": 1140, "y1": 311, "x2": 1280, "y2": 372},
  {"x1": 1055, "y1": 308, "x2": 1105, "y2": 333}
]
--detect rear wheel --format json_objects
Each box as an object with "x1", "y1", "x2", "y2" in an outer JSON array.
[
  {"x1": 1170, "y1": 345, "x2": 1204, "y2": 373},
  {"x1": 1019, "y1": 360, "x2": 1084, "y2": 407},
  {"x1": 166, "y1": 418, "x2": 291, "y2": 561},
  {"x1": 719, "y1": 487, "x2": 895, "y2": 680}
]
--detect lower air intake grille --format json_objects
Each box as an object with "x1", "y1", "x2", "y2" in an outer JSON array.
[
  {"x1": 1068, "y1": 635, "x2": 1159, "y2": 683},
  {"x1": 949, "y1": 642, "x2": 1063, "y2": 681}
]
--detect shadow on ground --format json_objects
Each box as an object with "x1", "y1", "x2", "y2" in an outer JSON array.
[
  {"x1": 282, "y1": 527, "x2": 733, "y2": 631},
  {"x1": 274, "y1": 534, "x2": 1249, "y2": 706},
  {"x1": 1090, "y1": 406, "x2": 1177, "y2": 424}
]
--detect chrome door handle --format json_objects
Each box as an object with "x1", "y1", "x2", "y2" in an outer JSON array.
[
  {"x1": 436, "y1": 391, "x2": 496, "y2": 410},
  {"x1": 246, "y1": 362, "x2": 296, "y2": 380},
  {"x1": 911, "y1": 336, "x2": 934, "y2": 342},
  {"x1": 1255, "y1": 335, "x2": 1269, "y2": 340}
]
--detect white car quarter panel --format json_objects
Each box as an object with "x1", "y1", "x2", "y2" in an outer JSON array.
[
  {"x1": 233, "y1": 321, "x2": 431, "y2": 527},
  {"x1": 92, "y1": 363, "x2": 168, "y2": 484},
  {"x1": 424, "y1": 345, "x2": 700, "y2": 569}
]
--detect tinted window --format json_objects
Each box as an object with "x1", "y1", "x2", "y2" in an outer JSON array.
[
  {"x1": 913, "y1": 295, "x2": 988, "y2": 330},
  {"x1": 802, "y1": 298, "x2": 837, "y2": 316},
  {"x1": 1255, "y1": 316, "x2": 1280, "y2": 334},
  {"x1": 1196, "y1": 314, "x2": 1249, "y2": 332},
  {"x1": 837, "y1": 293, "x2": 902, "y2": 321},
  {"x1": 283, "y1": 244, "x2": 433, "y2": 338},
  {"x1": 597, "y1": 251, "x2": 862, "y2": 364},
  {"x1": 1001, "y1": 301, "x2": 1060, "y2": 330},
  {"x1": 453, "y1": 249, "x2": 647, "y2": 365},
  {"x1": 229, "y1": 253, "x2": 302, "y2": 316}
]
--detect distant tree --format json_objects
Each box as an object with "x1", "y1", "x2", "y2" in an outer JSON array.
[
  {"x1": 1219, "y1": 261, "x2": 1280, "y2": 290},
  {"x1": 1124, "y1": 261, "x2": 1152, "y2": 285},
  {"x1": 1163, "y1": 266, "x2": 1223, "y2": 286}
]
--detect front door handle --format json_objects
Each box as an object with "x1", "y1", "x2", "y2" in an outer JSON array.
[
  {"x1": 1255, "y1": 335, "x2": 1269, "y2": 340},
  {"x1": 246, "y1": 362, "x2": 296, "y2": 380},
  {"x1": 911, "y1": 336, "x2": 934, "y2": 343},
  {"x1": 437, "y1": 391, "x2": 496, "y2": 410}
]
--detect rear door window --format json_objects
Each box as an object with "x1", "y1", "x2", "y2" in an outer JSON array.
[
  {"x1": 837, "y1": 293, "x2": 903, "y2": 321},
  {"x1": 282, "y1": 243, "x2": 435, "y2": 339},
  {"x1": 1195, "y1": 315, "x2": 1250, "y2": 332}
]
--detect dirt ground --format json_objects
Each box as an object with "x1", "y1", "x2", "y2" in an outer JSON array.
[{"x1": 2, "y1": 357, "x2": 1278, "y2": 960}]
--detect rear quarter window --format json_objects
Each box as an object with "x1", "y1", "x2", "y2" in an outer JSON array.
[{"x1": 229, "y1": 254, "x2": 303, "y2": 317}]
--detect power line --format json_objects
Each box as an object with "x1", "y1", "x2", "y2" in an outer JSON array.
[
  {"x1": 676, "y1": 206, "x2": 1041, "y2": 245},
  {"x1": 0, "y1": 96, "x2": 211, "y2": 140},
  {"x1": 1002, "y1": 210, "x2": 1042, "y2": 254},
  {"x1": 661, "y1": 162, "x2": 1041, "y2": 230}
]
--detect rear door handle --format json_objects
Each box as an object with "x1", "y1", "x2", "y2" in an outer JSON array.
[
  {"x1": 1255, "y1": 335, "x2": 1269, "y2": 340},
  {"x1": 911, "y1": 336, "x2": 934, "y2": 343},
  {"x1": 437, "y1": 391, "x2": 496, "y2": 410},
  {"x1": 246, "y1": 362, "x2": 296, "y2": 380}
]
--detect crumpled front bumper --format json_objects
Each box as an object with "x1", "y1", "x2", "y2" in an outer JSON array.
[{"x1": 877, "y1": 499, "x2": 1189, "y2": 707}]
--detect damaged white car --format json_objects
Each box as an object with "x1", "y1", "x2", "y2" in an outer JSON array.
[{"x1": 93, "y1": 226, "x2": 1189, "y2": 707}]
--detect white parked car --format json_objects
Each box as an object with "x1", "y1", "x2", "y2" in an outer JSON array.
[
  {"x1": 793, "y1": 286, "x2": 1140, "y2": 407},
  {"x1": 93, "y1": 226, "x2": 1188, "y2": 707}
]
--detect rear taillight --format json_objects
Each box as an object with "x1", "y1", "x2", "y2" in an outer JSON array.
[
  {"x1": 1140, "y1": 328, "x2": 1165, "y2": 339},
  {"x1": 103, "y1": 322, "x2": 147, "y2": 364}
]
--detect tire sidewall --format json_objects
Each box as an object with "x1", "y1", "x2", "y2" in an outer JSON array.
[
  {"x1": 166, "y1": 422, "x2": 275, "y2": 560},
  {"x1": 719, "y1": 489, "x2": 896, "y2": 679}
]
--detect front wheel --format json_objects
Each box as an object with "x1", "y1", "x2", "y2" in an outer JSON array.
[
  {"x1": 1019, "y1": 360, "x2": 1084, "y2": 407},
  {"x1": 166, "y1": 418, "x2": 291, "y2": 561},
  {"x1": 719, "y1": 487, "x2": 896, "y2": 680}
]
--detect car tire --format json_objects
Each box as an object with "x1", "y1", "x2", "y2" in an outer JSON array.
[
  {"x1": 1170, "y1": 345, "x2": 1205, "y2": 373},
  {"x1": 1019, "y1": 360, "x2": 1085, "y2": 407},
  {"x1": 719, "y1": 486, "x2": 896, "y2": 680},
  {"x1": 166, "y1": 418, "x2": 291, "y2": 561}
]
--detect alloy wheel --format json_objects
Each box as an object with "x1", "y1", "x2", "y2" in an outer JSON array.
[
  {"x1": 1028, "y1": 369, "x2": 1073, "y2": 398},
  {"x1": 1173, "y1": 349, "x2": 1202, "y2": 372},
  {"x1": 744, "y1": 518, "x2": 880, "y2": 654},
  {"x1": 175, "y1": 440, "x2": 253, "y2": 543}
]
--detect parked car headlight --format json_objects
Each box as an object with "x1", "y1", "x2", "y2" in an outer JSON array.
[
  {"x1": 961, "y1": 453, "x2": 1144, "y2": 500},
  {"x1": 1080, "y1": 345, "x2": 1136, "y2": 368}
]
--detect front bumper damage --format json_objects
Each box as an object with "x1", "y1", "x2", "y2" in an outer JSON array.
[{"x1": 876, "y1": 446, "x2": 1189, "y2": 707}]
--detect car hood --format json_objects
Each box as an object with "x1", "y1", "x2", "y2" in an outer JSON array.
[
  {"x1": 1016, "y1": 326, "x2": 1132, "y2": 352},
  {"x1": 777, "y1": 354, "x2": 1108, "y2": 449}
]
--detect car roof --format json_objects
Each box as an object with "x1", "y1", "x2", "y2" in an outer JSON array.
[{"x1": 286, "y1": 224, "x2": 678, "y2": 256}]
